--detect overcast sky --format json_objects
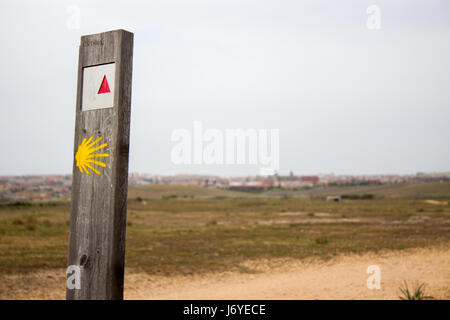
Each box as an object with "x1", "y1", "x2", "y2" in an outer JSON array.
[{"x1": 0, "y1": 0, "x2": 449, "y2": 176}]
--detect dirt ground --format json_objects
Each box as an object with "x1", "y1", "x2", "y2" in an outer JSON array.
[{"x1": 1, "y1": 246, "x2": 449, "y2": 300}]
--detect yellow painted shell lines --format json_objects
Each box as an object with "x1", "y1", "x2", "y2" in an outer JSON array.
[{"x1": 75, "y1": 135, "x2": 109, "y2": 175}]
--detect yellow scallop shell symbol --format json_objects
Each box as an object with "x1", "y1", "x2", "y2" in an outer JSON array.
[{"x1": 75, "y1": 136, "x2": 110, "y2": 175}]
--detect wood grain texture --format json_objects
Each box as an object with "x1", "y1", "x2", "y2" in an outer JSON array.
[{"x1": 67, "y1": 30, "x2": 133, "y2": 300}]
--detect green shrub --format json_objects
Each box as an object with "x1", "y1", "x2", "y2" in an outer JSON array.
[
  {"x1": 315, "y1": 237, "x2": 329, "y2": 245},
  {"x1": 341, "y1": 194, "x2": 374, "y2": 200},
  {"x1": 399, "y1": 282, "x2": 433, "y2": 300}
]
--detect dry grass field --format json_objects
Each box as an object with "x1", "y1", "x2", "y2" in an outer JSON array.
[{"x1": 0, "y1": 182, "x2": 449, "y2": 299}]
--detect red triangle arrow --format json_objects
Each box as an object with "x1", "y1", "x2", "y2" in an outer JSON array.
[{"x1": 98, "y1": 75, "x2": 111, "y2": 94}]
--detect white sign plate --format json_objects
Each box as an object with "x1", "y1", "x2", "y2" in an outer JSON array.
[{"x1": 82, "y1": 63, "x2": 115, "y2": 111}]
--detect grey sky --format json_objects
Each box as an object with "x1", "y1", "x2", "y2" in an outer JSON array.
[{"x1": 0, "y1": 0, "x2": 449, "y2": 176}]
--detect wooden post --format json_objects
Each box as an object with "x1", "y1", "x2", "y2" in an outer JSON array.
[{"x1": 67, "y1": 29, "x2": 133, "y2": 300}]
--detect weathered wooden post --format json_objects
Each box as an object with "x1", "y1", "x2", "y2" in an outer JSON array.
[{"x1": 67, "y1": 29, "x2": 133, "y2": 300}]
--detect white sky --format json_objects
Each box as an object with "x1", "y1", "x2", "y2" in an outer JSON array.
[{"x1": 0, "y1": 0, "x2": 449, "y2": 176}]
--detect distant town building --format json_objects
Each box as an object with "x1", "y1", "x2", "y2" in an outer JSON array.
[{"x1": 274, "y1": 172, "x2": 319, "y2": 189}]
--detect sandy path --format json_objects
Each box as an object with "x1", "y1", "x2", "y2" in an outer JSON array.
[
  {"x1": 1, "y1": 246, "x2": 449, "y2": 300},
  {"x1": 125, "y1": 246, "x2": 450, "y2": 300}
]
